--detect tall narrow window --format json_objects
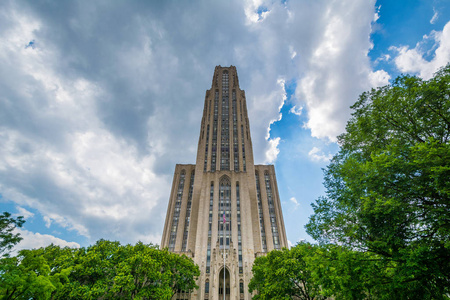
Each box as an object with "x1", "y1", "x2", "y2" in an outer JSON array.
[
  {"x1": 205, "y1": 280, "x2": 209, "y2": 294},
  {"x1": 241, "y1": 125, "x2": 246, "y2": 172},
  {"x1": 232, "y1": 90, "x2": 239, "y2": 171},
  {"x1": 220, "y1": 71, "x2": 230, "y2": 170},
  {"x1": 206, "y1": 182, "x2": 214, "y2": 273},
  {"x1": 211, "y1": 91, "x2": 219, "y2": 172},
  {"x1": 169, "y1": 170, "x2": 186, "y2": 251},
  {"x1": 255, "y1": 171, "x2": 267, "y2": 252},
  {"x1": 204, "y1": 125, "x2": 209, "y2": 172},
  {"x1": 240, "y1": 100, "x2": 243, "y2": 121},
  {"x1": 208, "y1": 100, "x2": 211, "y2": 121},
  {"x1": 265, "y1": 171, "x2": 280, "y2": 249},
  {"x1": 181, "y1": 170, "x2": 195, "y2": 252},
  {"x1": 236, "y1": 182, "x2": 243, "y2": 273},
  {"x1": 218, "y1": 176, "x2": 231, "y2": 249}
]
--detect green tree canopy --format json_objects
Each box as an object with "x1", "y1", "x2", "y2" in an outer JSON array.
[
  {"x1": 306, "y1": 65, "x2": 450, "y2": 297},
  {"x1": 249, "y1": 243, "x2": 326, "y2": 300},
  {"x1": 0, "y1": 247, "x2": 68, "y2": 300},
  {"x1": 0, "y1": 212, "x2": 25, "y2": 257},
  {"x1": 248, "y1": 243, "x2": 394, "y2": 300},
  {"x1": 0, "y1": 240, "x2": 200, "y2": 300}
]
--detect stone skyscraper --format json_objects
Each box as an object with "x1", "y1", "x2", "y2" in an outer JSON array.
[{"x1": 161, "y1": 66, "x2": 288, "y2": 300}]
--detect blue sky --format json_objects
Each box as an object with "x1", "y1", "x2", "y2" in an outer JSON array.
[{"x1": 0, "y1": 0, "x2": 449, "y2": 251}]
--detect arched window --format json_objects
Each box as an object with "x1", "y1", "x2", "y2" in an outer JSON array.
[{"x1": 205, "y1": 279, "x2": 210, "y2": 294}]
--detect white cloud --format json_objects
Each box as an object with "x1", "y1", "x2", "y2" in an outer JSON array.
[
  {"x1": 369, "y1": 69, "x2": 391, "y2": 87},
  {"x1": 289, "y1": 197, "x2": 300, "y2": 209},
  {"x1": 308, "y1": 147, "x2": 333, "y2": 162},
  {"x1": 289, "y1": 105, "x2": 303, "y2": 116},
  {"x1": 391, "y1": 21, "x2": 450, "y2": 79},
  {"x1": 43, "y1": 216, "x2": 52, "y2": 228},
  {"x1": 294, "y1": 0, "x2": 386, "y2": 141},
  {"x1": 374, "y1": 53, "x2": 391, "y2": 65},
  {"x1": 289, "y1": 45, "x2": 297, "y2": 59},
  {"x1": 374, "y1": 5, "x2": 381, "y2": 22},
  {"x1": 13, "y1": 228, "x2": 80, "y2": 253},
  {"x1": 430, "y1": 8, "x2": 439, "y2": 24},
  {"x1": 265, "y1": 137, "x2": 280, "y2": 164},
  {"x1": 14, "y1": 206, "x2": 34, "y2": 220},
  {"x1": 287, "y1": 239, "x2": 293, "y2": 249},
  {"x1": 255, "y1": 77, "x2": 287, "y2": 164},
  {"x1": 287, "y1": 238, "x2": 306, "y2": 249},
  {"x1": 244, "y1": 0, "x2": 272, "y2": 23},
  {"x1": 265, "y1": 79, "x2": 287, "y2": 140}
]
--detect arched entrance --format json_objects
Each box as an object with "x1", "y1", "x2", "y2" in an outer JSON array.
[{"x1": 218, "y1": 267, "x2": 230, "y2": 300}]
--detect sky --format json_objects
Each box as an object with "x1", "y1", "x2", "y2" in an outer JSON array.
[{"x1": 1, "y1": 0, "x2": 449, "y2": 251}]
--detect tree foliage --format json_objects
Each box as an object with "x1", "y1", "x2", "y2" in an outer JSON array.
[
  {"x1": 249, "y1": 243, "x2": 402, "y2": 300},
  {"x1": 0, "y1": 248, "x2": 67, "y2": 300},
  {"x1": 0, "y1": 240, "x2": 200, "y2": 300},
  {"x1": 306, "y1": 65, "x2": 450, "y2": 297},
  {"x1": 249, "y1": 243, "x2": 326, "y2": 300},
  {"x1": 0, "y1": 212, "x2": 25, "y2": 257}
]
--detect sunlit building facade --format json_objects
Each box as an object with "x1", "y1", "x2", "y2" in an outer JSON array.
[{"x1": 161, "y1": 66, "x2": 288, "y2": 300}]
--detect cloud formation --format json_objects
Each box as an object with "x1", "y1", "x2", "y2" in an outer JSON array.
[
  {"x1": 14, "y1": 206, "x2": 34, "y2": 220},
  {"x1": 430, "y1": 8, "x2": 439, "y2": 24},
  {"x1": 308, "y1": 147, "x2": 333, "y2": 162},
  {"x1": 289, "y1": 197, "x2": 300, "y2": 210},
  {"x1": 289, "y1": 106, "x2": 303, "y2": 117},
  {"x1": 13, "y1": 229, "x2": 80, "y2": 253},
  {"x1": 1, "y1": 0, "x2": 423, "y2": 249},
  {"x1": 294, "y1": 0, "x2": 387, "y2": 142},
  {"x1": 391, "y1": 21, "x2": 450, "y2": 79}
]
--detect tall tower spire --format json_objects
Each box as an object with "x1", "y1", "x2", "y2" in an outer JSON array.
[
  {"x1": 196, "y1": 66, "x2": 253, "y2": 174},
  {"x1": 161, "y1": 66, "x2": 288, "y2": 300}
]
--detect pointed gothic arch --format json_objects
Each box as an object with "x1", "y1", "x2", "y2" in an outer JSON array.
[{"x1": 219, "y1": 174, "x2": 231, "y2": 185}]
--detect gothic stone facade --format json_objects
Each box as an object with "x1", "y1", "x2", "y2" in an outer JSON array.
[{"x1": 161, "y1": 66, "x2": 288, "y2": 300}]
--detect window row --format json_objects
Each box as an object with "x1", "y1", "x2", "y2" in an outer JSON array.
[
  {"x1": 169, "y1": 170, "x2": 186, "y2": 251},
  {"x1": 181, "y1": 170, "x2": 195, "y2": 252},
  {"x1": 255, "y1": 172, "x2": 267, "y2": 252},
  {"x1": 264, "y1": 172, "x2": 280, "y2": 250}
]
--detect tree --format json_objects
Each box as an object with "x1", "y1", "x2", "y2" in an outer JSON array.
[
  {"x1": 52, "y1": 240, "x2": 200, "y2": 299},
  {"x1": 0, "y1": 212, "x2": 25, "y2": 257},
  {"x1": 248, "y1": 243, "x2": 395, "y2": 300},
  {"x1": 0, "y1": 240, "x2": 200, "y2": 300},
  {"x1": 163, "y1": 248, "x2": 200, "y2": 298},
  {"x1": 306, "y1": 65, "x2": 450, "y2": 298},
  {"x1": 248, "y1": 243, "x2": 327, "y2": 300},
  {"x1": 0, "y1": 248, "x2": 70, "y2": 300},
  {"x1": 306, "y1": 244, "x2": 396, "y2": 300}
]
